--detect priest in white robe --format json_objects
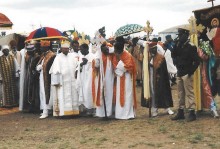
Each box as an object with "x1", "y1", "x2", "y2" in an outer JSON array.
[
  {"x1": 70, "y1": 40, "x2": 80, "y2": 59},
  {"x1": 19, "y1": 46, "x2": 27, "y2": 111},
  {"x1": 112, "y1": 38, "x2": 137, "y2": 120},
  {"x1": 36, "y1": 40, "x2": 56, "y2": 119},
  {"x1": 76, "y1": 43, "x2": 95, "y2": 116},
  {"x1": 93, "y1": 43, "x2": 115, "y2": 118},
  {"x1": 49, "y1": 40, "x2": 79, "y2": 117}
]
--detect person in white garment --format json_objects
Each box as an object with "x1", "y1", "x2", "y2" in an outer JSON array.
[
  {"x1": 36, "y1": 40, "x2": 56, "y2": 119},
  {"x1": 70, "y1": 40, "x2": 80, "y2": 59},
  {"x1": 163, "y1": 35, "x2": 177, "y2": 86},
  {"x1": 93, "y1": 42, "x2": 115, "y2": 118},
  {"x1": 18, "y1": 43, "x2": 27, "y2": 111},
  {"x1": 49, "y1": 40, "x2": 79, "y2": 117},
  {"x1": 112, "y1": 37, "x2": 137, "y2": 120},
  {"x1": 76, "y1": 43, "x2": 95, "y2": 116}
]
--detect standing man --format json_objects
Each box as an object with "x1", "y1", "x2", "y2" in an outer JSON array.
[
  {"x1": 21, "y1": 42, "x2": 41, "y2": 113},
  {"x1": 93, "y1": 42, "x2": 115, "y2": 118},
  {"x1": 163, "y1": 35, "x2": 177, "y2": 86},
  {"x1": 148, "y1": 42, "x2": 174, "y2": 117},
  {"x1": 9, "y1": 40, "x2": 22, "y2": 66},
  {"x1": 171, "y1": 27, "x2": 200, "y2": 122},
  {"x1": 36, "y1": 40, "x2": 56, "y2": 119},
  {"x1": 112, "y1": 37, "x2": 137, "y2": 119},
  {"x1": 70, "y1": 40, "x2": 80, "y2": 57},
  {"x1": 9, "y1": 40, "x2": 21, "y2": 99},
  {"x1": 49, "y1": 40, "x2": 79, "y2": 117},
  {"x1": 77, "y1": 43, "x2": 95, "y2": 116},
  {"x1": 131, "y1": 37, "x2": 143, "y2": 86},
  {"x1": 0, "y1": 45, "x2": 20, "y2": 107}
]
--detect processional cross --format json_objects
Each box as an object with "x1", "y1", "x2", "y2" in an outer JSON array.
[
  {"x1": 207, "y1": 0, "x2": 215, "y2": 7},
  {"x1": 143, "y1": 20, "x2": 153, "y2": 40},
  {"x1": 143, "y1": 20, "x2": 153, "y2": 118},
  {"x1": 188, "y1": 16, "x2": 205, "y2": 35}
]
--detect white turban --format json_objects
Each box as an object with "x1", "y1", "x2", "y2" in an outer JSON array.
[{"x1": 1, "y1": 45, "x2": 10, "y2": 51}]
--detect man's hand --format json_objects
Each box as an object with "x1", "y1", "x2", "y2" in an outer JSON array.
[
  {"x1": 75, "y1": 70, "x2": 78, "y2": 79},
  {"x1": 80, "y1": 58, "x2": 88, "y2": 67},
  {"x1": 36, "y1": 65, "x2": 42, "y2": 71}
]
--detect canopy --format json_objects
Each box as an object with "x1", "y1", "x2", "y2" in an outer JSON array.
[
  {"x1": 0, "y1": 13, "x2": 13, "y2": 30},
  {"x1": 115, "y1": 24, "x2": 144, "y2": 37},
  {"x1": 25, "y1": 27, "x2": 67, "y2": 42}
]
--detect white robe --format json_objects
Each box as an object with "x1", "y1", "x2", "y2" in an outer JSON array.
[
  {"x1": 19, "y1": 48, "x2": 26, "y2": 111},
  {"x1": 115, "y1": 60, "x2": 135, "y2": 119},
  {"x1": 95, "y1": 55, "x2": 114, "y2": 117},
  {"x1": 49, "y1": 53, "x2": 79, "y2": 116},
  {"x1": 37, "y1": 59, "x2": 48, "y2": 111},
  {"x1": 156, "y1": 44, "x2": 177, "y2": 74},
  {"x1": 76, "y1": 53, "x2": 95, "y2": 109}
]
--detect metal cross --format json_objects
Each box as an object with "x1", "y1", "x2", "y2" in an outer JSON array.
[
  {"x1": 207, "y1": 0, "x2": 215, "y2": 7},
  {"x1": 144, "y1": 20, "x2": 153, "y2": 40},
  {"x1": 188, "y1": 16, "x2": 205, "y2": 35}
]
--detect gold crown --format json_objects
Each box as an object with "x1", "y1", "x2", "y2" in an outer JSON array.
[
  {"x1": 78, "y1": 32, "x2": 89, "y2": 45},
  {"x1": 61, "y1": 40, "x2": 70, "y2": 48}
]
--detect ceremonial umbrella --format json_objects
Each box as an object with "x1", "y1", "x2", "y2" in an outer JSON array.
[
  {"x1": 0, "y1": 13, "x2": 13, "y2": 30},
  {"x1": 115, "y1": 24, "x2": 144, "y2": 37},
  {"x1": 25, "y1": 27, "x2": 67, "y2": 42}
]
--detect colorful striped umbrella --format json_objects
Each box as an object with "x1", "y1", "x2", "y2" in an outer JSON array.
[{"x1": 25, "y1": 27, "x2": 67, "y2": 42}]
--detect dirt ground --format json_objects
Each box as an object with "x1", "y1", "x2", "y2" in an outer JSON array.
[{"x1": 0, "y1": 85, "x2": 220, "y2": 149}]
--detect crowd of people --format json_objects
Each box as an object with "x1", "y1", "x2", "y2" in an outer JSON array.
[{"x1": 0, "y1": 26, "x2": 219, "y2": 122}]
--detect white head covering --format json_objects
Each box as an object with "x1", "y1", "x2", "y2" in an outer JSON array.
[
  {"x1": 0, "y1": 45, "x2": 9, "y2": 56},
  {"x1": 1, "y1": 45, "x2": 10, "y2": 51},
  {"x1": 61, "y1": 40, "x2": 70, "y2": 48}
]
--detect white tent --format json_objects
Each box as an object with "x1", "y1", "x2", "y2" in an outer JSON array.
[
  {"x1": 0, "y1": 33, "x2": 26, "y2": 51},
  {"x1": 158, "y1": 24, "x2": 188, "y2": 42}
]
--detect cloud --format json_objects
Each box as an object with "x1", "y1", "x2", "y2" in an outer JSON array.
[{"x1": 0, "y1": 0, "x2": 114, "y2": 10}]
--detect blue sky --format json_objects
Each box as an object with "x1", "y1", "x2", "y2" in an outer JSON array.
[{"x1": 0, "y1": 0, "x2": 219, "y2": 37}]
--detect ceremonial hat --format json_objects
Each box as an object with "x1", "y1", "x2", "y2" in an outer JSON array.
[
  {"x1": 165, "y1": 35, "x2": 172, "y2": 40},
  {"x1": 177, "y1": 24, "x2": 190, "y2": 31},
  {"x1": 148, "y1": 42, "x2": 157, "y2": 49},
  {"x1": 40, "y1": 40, "x2": 50, "y2": 47},
  {"x1": 26, "y1": 44, "x2": 35, "y2": 51},
  {"x1": 151, "y1": 38, "x2": 158, "y2": 43},
  {"x1": 61, "y1": 40, "x2": 70, "y2": 48},
  {"x1": 177, "y1": 25, "x2": 190, "y2": 34}
]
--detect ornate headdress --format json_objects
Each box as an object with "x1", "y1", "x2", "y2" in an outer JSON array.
[
  {"x1": 61, "y1": 40, "x2": 70, "y2": 48},
  {"x1": 78, "y1": 32, "x2": 90, "y2": 45}
]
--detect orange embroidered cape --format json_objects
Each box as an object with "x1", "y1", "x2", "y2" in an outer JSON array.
[
  {"x1": 92, "y1": 53, "x2": 114, "y2": 106},
  {"x1": 112, "y1": 50, "x2": 137, "y2": 109}
]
